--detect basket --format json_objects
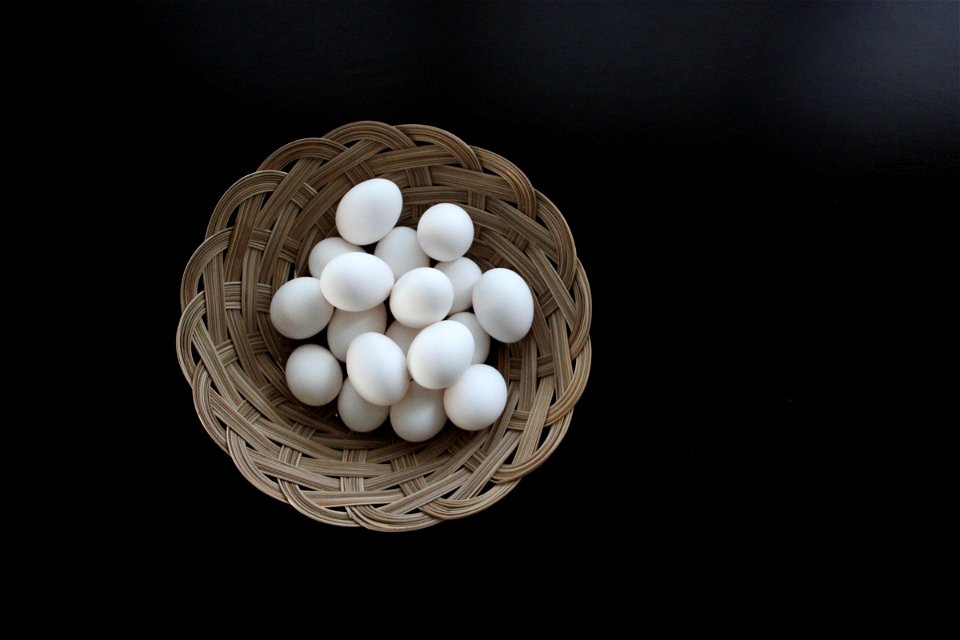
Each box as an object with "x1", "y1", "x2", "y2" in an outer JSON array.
[{"x1": 176, "y1": 121, "x2": 592, "y2": 531}]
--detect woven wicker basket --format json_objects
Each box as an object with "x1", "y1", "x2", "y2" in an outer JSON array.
[{"x1": 176, "y1": 121, "x2": 592, "y2": 531}]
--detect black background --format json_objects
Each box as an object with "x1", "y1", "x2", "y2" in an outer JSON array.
[{"x1": 129, "y1": 1, "x2": 956, "y2": 580}]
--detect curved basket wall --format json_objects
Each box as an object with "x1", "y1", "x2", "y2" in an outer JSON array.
[{"x1": 176, "y1": 122, "x2": 592, "y2": 531}]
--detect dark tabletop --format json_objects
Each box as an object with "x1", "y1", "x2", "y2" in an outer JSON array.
[{"x1": 129, "y1": 0, "x2": 956, "y2": 593}]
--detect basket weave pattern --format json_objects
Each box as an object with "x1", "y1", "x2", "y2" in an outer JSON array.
[{"x1": 176, "y1": 122, "x2": 592, "y2": 531}]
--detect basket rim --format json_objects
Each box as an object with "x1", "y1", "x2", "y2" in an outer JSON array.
[{"x1": 176, "y1": 121, "x2": 592, "y2": 531}]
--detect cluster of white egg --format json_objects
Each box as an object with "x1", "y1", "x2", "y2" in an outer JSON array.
[{"x1": 269, "y1": 178, "x2": 534, "y2": 442}]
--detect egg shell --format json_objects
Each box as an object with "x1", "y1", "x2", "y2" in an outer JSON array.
[
  {"x1": 443, "y1": 364, "x2": 508, "y2": 431},
  {"x1": 338, "y1": 377, "x2": 389, "y2": 433},
  {"x1": 374, "y1": 226, "x2": 430, "y2": 280},
  {"x1": 346, "y1": 332, "x2": 410, "y2": 406},
  {"x1": 335, "y1": 178, "x2": 403, "y2": 245},
  {"x1": 407, "y1": 320, "x2": 475, "y2": 390},
  {"x1": 435, "y1": 257, "x2": 482, "y2": 314},
  {"x1": 417, "y1": 203, "x2": 474, "y2": 261},
  {"x1": 448, "y1": 311, "x2": 491, "y2": 364},
  {"x1": 326, "y1": 305, "x2": 387, "y2": 361},
  {"x1": 389, "y1": 267, "x2": 454, "y2": 329},
  {"x1": 472, "y1": 268, "x2": 534, "y2": 343},
  {"x1": 308, "y1": 237, "x2": 363, "y2": 278},
  {"x1": 390, "y1": 382, "x2": 447, "y2": 443},
  {"x1": 385, "y1": 321, "x2": 421, "y2": 355},
  {"x1": 285, "y1": 344, "x2": 343, "y2": 406},
  {"x1": 320, "y1": 252, "x2": 394, "y2": 312},
  {"x1": 269, "y1": 277, "x2": 334, "y2": 340}
]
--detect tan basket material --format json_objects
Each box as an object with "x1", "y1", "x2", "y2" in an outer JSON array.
[{"x1": 176, "y1": 121, "x2": 592, "y2": 531}]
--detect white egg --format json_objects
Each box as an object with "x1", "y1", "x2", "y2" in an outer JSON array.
[
  {"x1": 320, "y1": 252, "x2": 394, "y2": 312},
  {"x1": 443, "y1": 364, "x2": 508, "y2": 431},
  {"x1": 390, "y1": 382, "x2": 447, "y2": 442},
  {"x1": 326, "y1": 305, "x2": 387, "y2": 361},
  {"x1": 269, "y1": 277, "x2": 334, "y2": 340},
  {"x1": 338, "y1": 377, "x2": 389, "y2": 433},
  {"x1": 417, "y1": 203, "x2": 474, "y2": 261},
  {"x1": 374, "y1": 226, "x2": 430, "y2": 280},
  {"x1": 385, "y1": 321, "x2": 421, "y2": 355},
  {"x1": 407, "y1": 320, "x2": 474, "y2": 390},
  {"x1": 448, "y1": 311, "x2": 491, "y2": 364},
  {"x1": 346, "y1": 332, "x2": 410, "y2": 406},
  {"x1": 308, "y1": 237, "x2": 363, "y2": 278},
  {"x1": 435, "y1": 257, "x2": 482, "y2": 313},
  {"x1": 336, "y1": 178, "x2": 403, "y2": 245},
  {"x1": 285, "y1": 344, "x2": 342, "y2": 406},
  {"x1": 389, "y1": 267, "x2": 454, "y2": 329},
  {"x1": 472, "y1": 268, "x2": 534, "y2": 343}
]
